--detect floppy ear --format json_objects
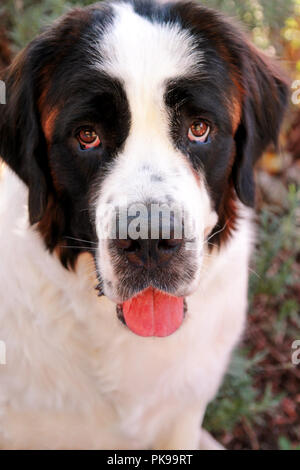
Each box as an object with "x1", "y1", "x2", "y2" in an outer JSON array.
[
  {"x1": 233, "y1": 48, "x2": 289, "y2": 207},
  {"x1": 0, "y1": 47, "x2": 48, "y2": 224}
]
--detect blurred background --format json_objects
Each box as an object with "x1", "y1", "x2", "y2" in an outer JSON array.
[{"x1": 0, "y1": 0, "x2": 299, "y2": 450}]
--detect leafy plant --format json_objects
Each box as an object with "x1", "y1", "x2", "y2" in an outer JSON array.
[
  {"x1": 278, "y1": 436, "x2": 300, "y2": 450},
  {"x1": 203, "y1": 350, "x2": 282, "y2": 434},
  {"x1": 249, "y1": 185, "x2": 300, "y2": 303},
  {"x1": 1, "y1": 0, "x2": 96, "y2": 51}
]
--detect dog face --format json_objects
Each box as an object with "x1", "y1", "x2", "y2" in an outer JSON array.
[{"x1": 0, "y1": 0, "x2": 287, "y2": 334}]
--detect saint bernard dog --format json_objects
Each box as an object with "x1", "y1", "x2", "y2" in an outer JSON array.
[{"x1": 0, "y1": 0, "x2": 288, "y2": 449}]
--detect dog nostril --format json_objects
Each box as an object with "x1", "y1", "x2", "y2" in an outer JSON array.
[
  {"x1": 114, "y1": 237, "x2": 183, "y2": 268},
  {"x1": 157, "y1": 238, "x2": 183, "y2": 252},
  {"x1": 115, "y1": 238, "x2": 140, "y2": 253}
]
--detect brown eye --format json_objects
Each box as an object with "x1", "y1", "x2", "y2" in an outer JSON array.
[
  {"x1": 188, "y1": 121, "x2": 210, "y2": 143},
  {"x1": 77, "y1": 129, "x2": 101, "y2": 149}
]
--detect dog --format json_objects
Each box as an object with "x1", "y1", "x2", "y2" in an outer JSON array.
[{"x1": 0, "y1": 0, "x2": 287, "y2": 449}]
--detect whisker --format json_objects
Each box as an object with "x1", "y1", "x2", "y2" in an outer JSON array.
[
  {"x1": 65, "y1": 236, "x2": 98, "y2": 245},
  {"x1": 248, "y1": 268, "x2": 261, "y2": 279},
  {"x1": 206, "y1": 220, "x2": 229, "y2": 243},
  {"x1": 207, "y1": 241, "x2": 218, "y2": 249}
]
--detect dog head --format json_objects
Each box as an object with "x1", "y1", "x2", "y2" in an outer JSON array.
[{"x1": 0, "y1": 0, "x2": 288, "y2": 336}]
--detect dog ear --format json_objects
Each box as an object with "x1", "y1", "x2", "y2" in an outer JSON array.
[
  {"x1": 233, "y1": 48, "x2": 289, "y2": 207},
  {"x1": 0, "y1": 47, "x2": 48, "y2": 224}
]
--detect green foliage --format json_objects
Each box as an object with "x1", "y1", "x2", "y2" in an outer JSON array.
[
  {"x1": 1, "y1": 0, "x2": 96, "y2": 51},
  {"x1": 200, "y1": 0, "x2": 296, "y2": 50},
  {"x1": 278, "y1": 436, "x2": 300, "y2": 450},
  {"x1": 201, "y1": 0, "x2": 295, "y2": 30},
  {"x1": 249, "y1": 185, "x2": 300, "y2": 303},
  {"x1": 203, "y1": 350, "x2": 282, "y2": 434}
]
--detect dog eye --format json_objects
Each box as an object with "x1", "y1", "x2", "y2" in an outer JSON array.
[
  {"x1": 77, "y1": 128, "x2": 101, "y2": 150},
  {"x1": 188, "y1": 121, "x2": 210, "y2": 143}
]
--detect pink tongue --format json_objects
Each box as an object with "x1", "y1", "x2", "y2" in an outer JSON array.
[{"x1": 121, "y1": 287, "x2": 184, "y2": 337}]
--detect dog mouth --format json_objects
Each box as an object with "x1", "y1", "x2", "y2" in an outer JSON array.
[{"x1": 116, "y1": 287, "x2": 187, "y2": 337}]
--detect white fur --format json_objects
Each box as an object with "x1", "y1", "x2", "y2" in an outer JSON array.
[
  {"x1": 0, "y1": 4, "x2": 253, "y2": 449},
  {"x1": 0, "y1": 164, "x2": 252, "y2": 449}
]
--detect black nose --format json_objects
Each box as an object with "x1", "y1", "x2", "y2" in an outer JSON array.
[
  {"x1": 114, "y1": 237, "x2": 183, "y2": 268},
  {"x1": 113, "y1": 214, "x2": 183, "y2": 268}
]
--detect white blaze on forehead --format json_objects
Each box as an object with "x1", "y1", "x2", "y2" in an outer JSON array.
[
  {"x1": 103, "y1": 2, "x2": 202, "y2": 78},
  {"x1": 98, "y1": 2, "x2": 203, "y2": 132}
]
